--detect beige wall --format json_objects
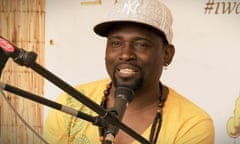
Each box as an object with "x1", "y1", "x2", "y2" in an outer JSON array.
[{"x1": 45, "y1": 0, "x2": 240, "y2": 144}]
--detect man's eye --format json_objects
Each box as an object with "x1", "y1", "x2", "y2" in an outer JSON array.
[
  {"x1": 110, "y1": 41, "x2": 122, "y2": 48},
  {"x1": 134, "y1": 42, "x2": 151, "y2": 49}
]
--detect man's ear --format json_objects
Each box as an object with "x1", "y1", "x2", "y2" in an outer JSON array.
[{"x1": 164, "y1": 44, "x2": 175, "y2": 66}]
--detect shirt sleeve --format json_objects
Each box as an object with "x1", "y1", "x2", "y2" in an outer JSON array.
[
  {"x1": 176, "y1": 118, "x2": 215, "y2": 144},
  {"x1": 44, "y1": 95, "x2": 70, "y2": 144}
]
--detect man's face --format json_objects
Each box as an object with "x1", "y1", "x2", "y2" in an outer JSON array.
[{"x1": 105, "y1": 23, "x2": 166, "y2": 90}]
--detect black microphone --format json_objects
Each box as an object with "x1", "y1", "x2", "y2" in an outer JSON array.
[
  {"x1": 0, "y1": 48, "x2": 9, "y2": 78},
  {"x1": 114, "y1": 86, "x2": 134, "y2": 121},
  {"x1": 0, "y1": 36, "x2": 37, "y2": 67},
  {"x1": 104, "y1": 86, "x2": 134, "y2": 143}
]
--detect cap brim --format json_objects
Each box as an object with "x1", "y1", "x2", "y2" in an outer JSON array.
[
  {"x1": 93, "y1": 20, "x2": 137, "y2": 37},
  {"x1": 94, "y1": 20, "x2": 164, "y2": 36},
  {"x1": 94, "y1": 20, "x2": 169, "y2": 44}
]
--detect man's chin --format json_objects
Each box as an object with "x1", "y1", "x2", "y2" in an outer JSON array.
[{"x1": 112, "y1": 78, "x2": 143, "y2": 91}]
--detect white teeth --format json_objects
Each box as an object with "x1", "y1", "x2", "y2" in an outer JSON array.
[{"x1": 119, "y1": 68, "x2": 135, "y2": 73}]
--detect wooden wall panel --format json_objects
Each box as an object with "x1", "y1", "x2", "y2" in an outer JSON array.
[{"x1": 0, "y1": 0, "x2": 45, "y2": 143}]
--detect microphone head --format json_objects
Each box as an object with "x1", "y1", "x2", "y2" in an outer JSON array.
[
  {"x1": 0, "y1": 36, "x2": 15, "y2": 53},
  {"x1": 114, "y1": 86, "x2": 134, "y2": 103}
]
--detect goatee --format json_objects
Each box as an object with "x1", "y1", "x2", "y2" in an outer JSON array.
[{"x1": 112, "y1": 69, "x2": 144, "y2": 91}]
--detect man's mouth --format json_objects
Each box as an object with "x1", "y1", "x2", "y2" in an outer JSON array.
[
  {"x1": 119, "y1": 68, "x2": 136, "y2": 73},
  {"x1": 117, "y1": 68, "x2": 138, "y2": 77},
  {"x1": 113, "y1": 65, "x2": 143, "y2": 88}
]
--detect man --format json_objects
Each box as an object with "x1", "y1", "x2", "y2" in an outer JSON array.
[{"x1": 45, "y1": 0, "x2": 215, "y2": 143}]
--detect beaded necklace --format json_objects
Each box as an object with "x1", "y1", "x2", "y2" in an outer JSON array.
[{"x1": 99, "y1": 82, "x2": 167, "y2": 144}]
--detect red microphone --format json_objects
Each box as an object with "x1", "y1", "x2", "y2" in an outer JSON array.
[
  {"x1": 0, "y1": 36, "x2": 15, "y2": 53},
  {"x1": 0, "y1": 36, "x2": 37, "y2": 67}
]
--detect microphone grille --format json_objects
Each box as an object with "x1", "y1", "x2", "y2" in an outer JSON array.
[{"x1": 115, "y1": 87, "x2": 134, "y2": 102}]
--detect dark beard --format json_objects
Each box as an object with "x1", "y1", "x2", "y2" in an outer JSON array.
[{"x1": 112, "y1": 69, "x2": 144, "y2": 91}]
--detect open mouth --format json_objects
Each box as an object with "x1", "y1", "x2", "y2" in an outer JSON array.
[
  {"x1": 119, "y1": 68, "x2": 136, "y2": 73},
  {"x1": 117, "y1": 68, "x2": 138, "y2": 77}
]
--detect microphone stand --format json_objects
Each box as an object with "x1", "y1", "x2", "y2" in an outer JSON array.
[
  {"x1": 0, "y1": 82, "x2": 105, "y2": 126},
  {"x1": 9, "y1": 49, "x2": 151, "y2": 144}
]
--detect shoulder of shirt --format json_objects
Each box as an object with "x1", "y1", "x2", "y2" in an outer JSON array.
[{"x1": 166, "y1": 86, "x2": 212, "y2": 119}]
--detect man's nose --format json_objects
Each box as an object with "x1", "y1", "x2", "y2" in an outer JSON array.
[{"x1": 119, "y1": 44, "x2": 136, "y2": 61}]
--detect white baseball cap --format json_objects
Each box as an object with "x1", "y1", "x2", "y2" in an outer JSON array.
[{"x1": 94, "y1": 0, "x2": 173, "y2": 44}]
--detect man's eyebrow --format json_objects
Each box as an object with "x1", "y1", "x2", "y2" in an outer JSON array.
[
  {"x1": 108, "y1": 35, "x2": 152, "y2": 43},
  {"x1": 134, "y1": 37, "x2": 152, "y2": 43}
]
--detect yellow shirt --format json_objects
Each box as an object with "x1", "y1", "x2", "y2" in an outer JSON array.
[{"x1": 44, "y1": 79, "x2": 214, "y2": 144}]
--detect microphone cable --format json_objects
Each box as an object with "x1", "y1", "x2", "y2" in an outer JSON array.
[{"x1": 0, "y1": 89, "x2": 48, "y2": 144}]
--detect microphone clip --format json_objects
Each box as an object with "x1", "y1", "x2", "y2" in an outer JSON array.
[{"x1": 13, "y1": 48, "x2": 37, "y2": 67}]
